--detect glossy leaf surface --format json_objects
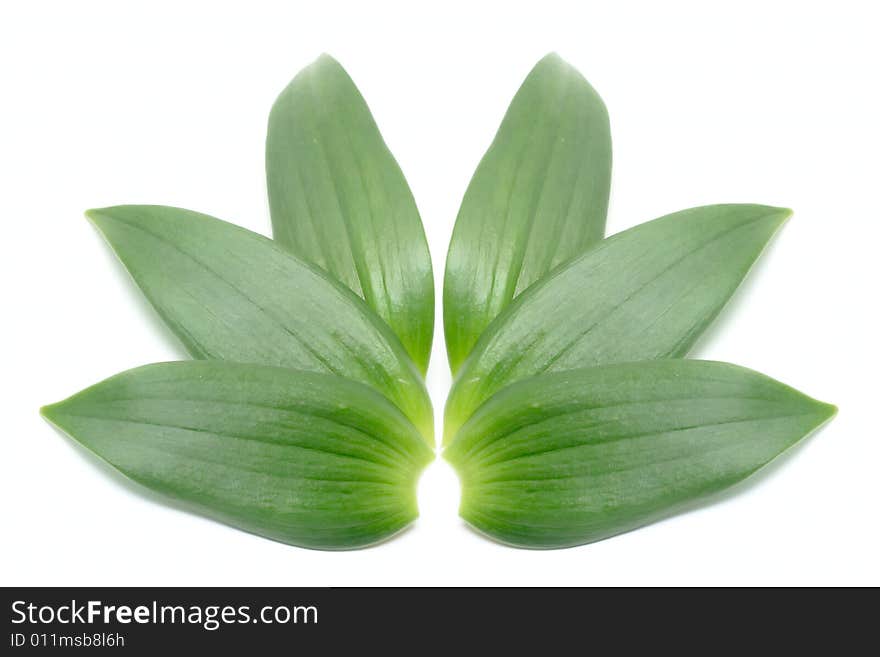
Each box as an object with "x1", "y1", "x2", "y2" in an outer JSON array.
[
  {"x1": 445, "y1": 204, "x2": 790, "y2": 443},
  {"x1": 445, "y1": 360, "x2": 835, "y2": 548},
  {"x1": 444, "y1": 53, "x2": 612, "y2": 372},
  {"x1": 267, "y1": 54, "x2": 434, "y2": 373},
  {"x1": 43, "y1": 362, "x2": 433, "y2": 550},
  {"x1": 87, "y1": 205, "x2": 433, "y2": 442}
]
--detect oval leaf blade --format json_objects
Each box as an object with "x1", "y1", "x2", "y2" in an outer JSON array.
[
  {"x1": 445, "y1": 203, "x2": 790, "y2": 443},
  {"x1": 86, "y1": 205, "x2": 433, "y2": 442},
  {"x1": 444, "y1": 53, "x2": 612, "y2": 373},
  {"x1": 267, "y1": 54, "x2": 434, "y2": 373},
  {"x1": 445, "y1": 360, "x2": 835, "y2": 549},
  {"x1": 42, "y1": 362, "x2": 434, "y2": 550}
]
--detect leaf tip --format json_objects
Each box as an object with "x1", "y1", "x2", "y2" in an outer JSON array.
[
  {"x1": 39, "y1": 401, "x2": 62, "y2": 426},
  {"x1": 772, "y1": 206, "x2": 794, "y2": 225},
  {"x1": 312, "y1": 52, "x2": 345, "y2": 74},
  {"x1": 818, "y1": 400, "x2": 838, "y2": 423},
  {"x1": 40, "y1": 393, "x2": 85, "y2": 433},
  {"x1": 84, "y1": 207, "x2": 113, "y2": 231},
  {"x1": 535, "y1": 51, "x2": 569, "y2": 71},
  {"x1": 796, "y1": 395, "x2": 837, "y2": 438}
]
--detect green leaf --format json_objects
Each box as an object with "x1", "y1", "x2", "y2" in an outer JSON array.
[
  {"x1": 267, "y1": 54, "x2": 434, "y2": 374},
  {"x1": 445, "y1": 204, "x2": 790, "y2": 443},
  {"x1": 445, "y1": 360, "x2": 835, "y2": 549},
  {"x1": 443, "y1": 53, "x2": 612, "y2": 373},
  {"x1": 86, "y1": 205, "x2": 433, "y2": 442},
  {"x1": 42, "y1": 361, "x2": 433, "y2": 550}
]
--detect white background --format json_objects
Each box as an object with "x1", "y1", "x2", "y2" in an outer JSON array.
[{"x1": 2, "y1": 0, "x2": 877, "y2": 586}]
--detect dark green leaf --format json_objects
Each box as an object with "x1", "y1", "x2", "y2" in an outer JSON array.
[
  {"x1": 445, "y1": 360, "x2": 835, "y2": 549},
  {"x1": 86, "y1": 205, "x2": 433, "y2": 442},
  {"x1": 444, "y1": 53, "x2": 612, "y2": 372},
  {"x1": 267, "y1": 54, "x2": 434, "y2": 373},
  {"x1": 445, "y1": 204, "x2": 790, "y2": 443},
  {"x1": 42, "y1": 362, "x2": 433, "y2": 550}
]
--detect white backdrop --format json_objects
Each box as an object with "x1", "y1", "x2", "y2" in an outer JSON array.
[{"x1": 2, "y1": 0, "x2": 877, "y2": 586}]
